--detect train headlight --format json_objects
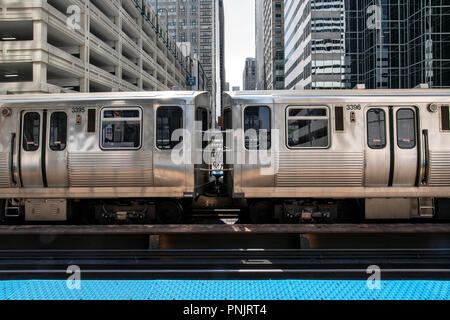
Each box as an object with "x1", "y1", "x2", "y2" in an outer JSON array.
[
  {"x1": 428, "y1": 104, "x2": 439, "y2": 113},
  {"x1": 1, "y1": 107, "x2": 12, "y2": 117}
]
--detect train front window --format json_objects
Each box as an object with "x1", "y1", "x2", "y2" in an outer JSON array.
[
  {"x1": 22, "y1": 112, "x2": 40, "y2": 152},
  {"x1": 397, "y1": 109, "x2": 416, "y2": 149},
  {"x1": 156, "y1": 106, "x2": 183, "y2": 150},
  {"x1": 101, "y1": 107, "x2": 142, "y2": 150},
  {"x1": 49, "y1": 112, "x2": 67, "y2": 151},
  {"x1": 367, "y1": 109, "x2": 386, "y2": 149},
  {"x1": 244, "y1": 106, "x2": 271, "y2": 150},
  {"x1": 287, "y1": 107, "x2": 329, "y2": 148}
]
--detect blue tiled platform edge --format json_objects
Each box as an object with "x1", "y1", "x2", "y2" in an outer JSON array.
[{"x1": 1, "y1": 280, "x2": 449, "y2": 300}]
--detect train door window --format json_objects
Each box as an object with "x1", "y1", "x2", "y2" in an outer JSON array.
[
  {"x1": 286, "y1": 107, "x2": 329, "y2": 148},
  {"x1": 335, "y1": 106, "x2": 344, "y2": 132},
  {"x1": 196, "y1": 108, "x2": 208, "y2": 148},
  {"x1": 156, "y1": 106, "x2": 183, "y2": 150},
  {"x1": 22, "y1": 112, "x2": 40, "y2": 152},
  {"x1": 224, "y1": 108, "x2": 232, "y2": 130},
  {"x1": 441, "y1": 106, "x2": 450, "y2": 131},
  {"x1": 244, "y1": 106, "x2": 271, "y2": 150},
  {"x1": 196, "y1": 108, "x2": 208, "y2": 132},
  {"x1": 49, "y1": 112, "x2": 67, "y2": 151},
  {"x1": 224, "y1": 108, "x2": 232, "y2": 157},
  {"x1": 367, "y1": 109, "x2": 387, "y2": 149},
  {"x1": 87, "y1": 109, "x2": 96, "y2": 133},
  {"x1": 101, "y1": 107, "x2": 142, "y2": 150},
  {"x1": 397, "y1": 109, "x2": 416, "y2": 149}
]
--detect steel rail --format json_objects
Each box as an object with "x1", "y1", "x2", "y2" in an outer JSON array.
[
  {"x1": 0, "y1": 224, "x2": 449, "y2": 235},
  {"x1": 0, "y1": 249, "x2": 449, "y2": 280}
]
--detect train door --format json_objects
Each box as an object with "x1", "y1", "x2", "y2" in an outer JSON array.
[
  {"x1": 241, "y1": 105, "x2": 273, "y2": 188},
  {"x1": 20, "y1": 110, "x2": 68, "y2": 188},
  {"x1": 365, "y1": 106, "x2": 418, "y2": 187},
  {"x1": 154, "y1": 105, "x2": 185, "y2": 187}
]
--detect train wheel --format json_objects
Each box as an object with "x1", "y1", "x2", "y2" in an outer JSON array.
[
  {"x1": 156, "y1": 201, "x2": 183, "y2": 224},
  {"x1": 249, "y1": 201, "x2": 275, "y2": 224}
]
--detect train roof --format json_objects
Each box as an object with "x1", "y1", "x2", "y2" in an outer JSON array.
[
  {"x1": 225, "y1": 88, "x2": 450, "y2": 97},
  {"x1": 0, "y1": 91, "x2": 209, "y2": 104},
  {"x1": 223, "y1": 89, "x2": 450, "y2": 105}
]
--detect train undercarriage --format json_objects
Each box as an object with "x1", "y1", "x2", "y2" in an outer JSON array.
[{"x1": 1, "y1": 196, "x2": 450, "y2": 225}]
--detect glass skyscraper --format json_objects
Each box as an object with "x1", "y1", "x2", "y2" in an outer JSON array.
[{"x1": 285, "y1": 0, "x2": 450, "y2": 90}]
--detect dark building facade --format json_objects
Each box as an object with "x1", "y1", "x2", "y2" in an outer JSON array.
[
  {"x1": 243, "y1": 57, "x2": 257, "y2": 90},
  {"x1": 263, "y1": 0, "x2": 285, "y2": 90},
  {"x1": 286, "y1": 0, "x2": 450, "y2": 90}
]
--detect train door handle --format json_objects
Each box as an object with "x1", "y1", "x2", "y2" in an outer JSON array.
[
  {"x1": 10, "y1": 133, "x2": 17, "y2": 186},
  {"x1": 421, "y1": 130, "x2": 429, "y2": 185}
]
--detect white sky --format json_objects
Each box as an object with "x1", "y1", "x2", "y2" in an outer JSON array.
[{"x1": 224, "y1": 0, "x2": 255, "y2": 90}]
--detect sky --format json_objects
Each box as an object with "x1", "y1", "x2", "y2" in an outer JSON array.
[{"x1": 224, "y1": 0, "x2": 255, "y2": 90}]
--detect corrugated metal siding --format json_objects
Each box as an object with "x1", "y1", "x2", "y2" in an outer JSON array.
[
  {"x1": 429, "y1": 152, "x2": 450, "y2": 186},
  {"x1": 276, "y1": 152, "x2": 365, "y2": 187},
  {"x1": 0, "y1": 153, "x2": 9, "y2": 188},
  {"x1": 68, "y1": 152, "x2": 153, "y2": 187}
]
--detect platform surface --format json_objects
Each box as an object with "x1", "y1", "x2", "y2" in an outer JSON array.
[{"x1": 1, "y1": 280, "x2": 449, "y2": 300}]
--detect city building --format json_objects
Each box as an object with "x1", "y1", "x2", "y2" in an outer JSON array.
[
  {"x1": 243, "y1": 57, "x2": 257, "y2": 90},
  {"x1": 0, "y1": 0, "x2": 194, "y2": 94},
  {"x1": 148, "y1": 0, "x2": 225, "y2": 120},
  {"x1": 232, "y1": 86, "x2": 240, "y2": 91},
  {"x1": 284, "y1": 0, "x2": 450, "y2": 90},
  {"x1": 262, "y1": 0, "x2": 285, "y2": 90},
  {"x1": 284, "y1": 0, "x2": 348, "y2": 90},
  {"x1": 177, "y1": 42, "x2": 208, "y2": 91},
  {"x1": 255, "y1": 0, "x2": 265, "y2": 90}
]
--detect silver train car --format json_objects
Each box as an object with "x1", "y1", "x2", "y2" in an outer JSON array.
[
  {"x1": 223, "y1": 90, "x2": 450, "y2": 223},
  {"x1": 0, "y1": 91, "x2": 211, "y2": 223}
]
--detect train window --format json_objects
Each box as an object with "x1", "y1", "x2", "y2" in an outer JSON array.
[
  {"x1": 87, "y1": 109, "x2": 96, "y2": 133},
  {"x1": 441, "y1": 106, "x2": 450, "y2": 131},
  {"x1": 397, "y1": 109, "x2": 416, "y2": 149},
  {"x1": 335, "y1": 107, "x2": 344, "y2": 132},
  {"x1": 367, "y1": 109, "x2": 386, "y2": 149},
  {"x1": 224, "y1": 108, "x2": 232, "y2": 130},
  {"x1": 196, "y1": 108, "x2": 208, "y2": 149},
  {"x1": 49, "y1": 112, "x2": 67, "y2": 151},
  {"x1": 287, "y1": 107, "x2": 329, "y2": 148},
  {"x1": 22, "y1": 112, "x2": 40, "y2": 152},
  {"x1": 156, "y1": 106, "x2": 183, "y2": 150},
  {"x1": 244, "y1": 106, "x2": 271, "y2": 150},
  {"x1": 101, "y1": 107, "x2": 142, "y2": 150}
]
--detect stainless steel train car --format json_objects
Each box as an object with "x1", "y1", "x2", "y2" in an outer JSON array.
[
  {"x1": 223, "y1": 90, "x2": 450, "y2": 223},
  {"x1": 0, "y1": 91, "x2": 211, "y2": 224}
]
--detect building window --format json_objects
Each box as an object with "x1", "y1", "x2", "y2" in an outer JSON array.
[
  {"x1": 244, "y1": 106, "x2": 271, "y2": 150},
  {"x1": 287, "y1": 107, "x2": 330, "y2": 148},
  {"x1": 397, "y1": 109, "x2": 416, "y2": 149},
  {"x1": 367, "y1": 109, "x2": 386, "y2": 149},
  {"x1": 101, "y1": 107, "x2": 142, "y2": 150},
  {"x1": 156, "y1": 106, "x2": 183, "y2": 150},
  {"x1": 23, "y1": 112, "x2": 40, "y2": 152},
  {"x1": 49, "y1": 112, "x2": 67, "y2": 151}
]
